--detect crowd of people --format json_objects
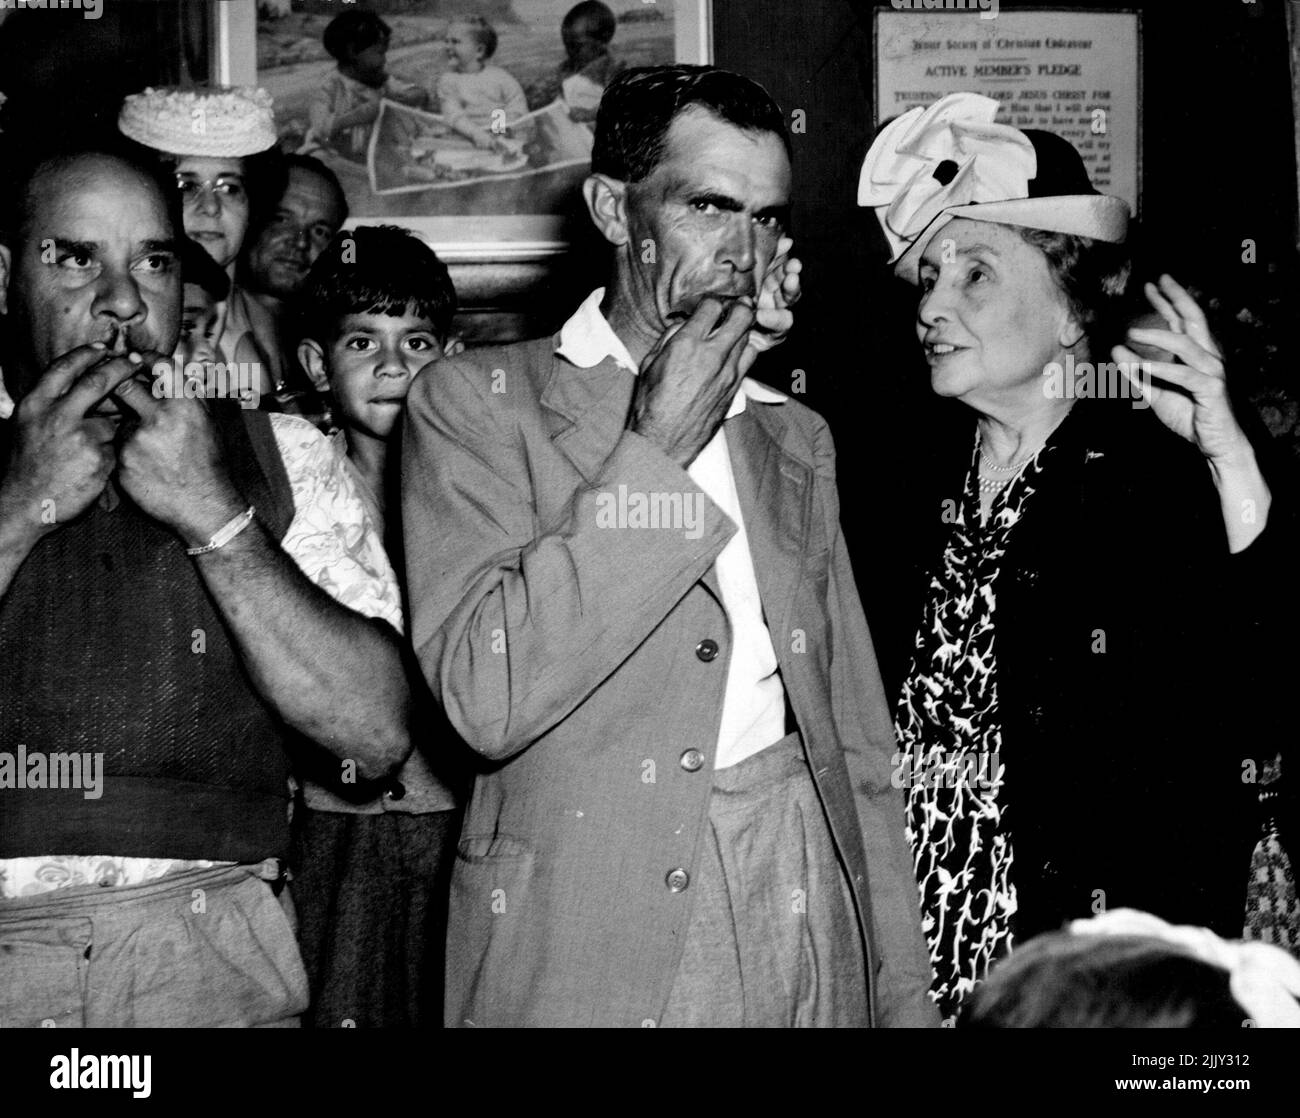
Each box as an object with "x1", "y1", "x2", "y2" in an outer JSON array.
[{"x1": 0, "y1": 59, "x2": 1297, "y2": 1029}]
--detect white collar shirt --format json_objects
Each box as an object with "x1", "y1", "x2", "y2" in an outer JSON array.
[{"x1": 557, "y1": 288, "x2": 790, "y2": 769}]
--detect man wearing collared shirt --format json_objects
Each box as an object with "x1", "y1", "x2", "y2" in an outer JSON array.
[{"x1": 402, "y1": 65, "x2": 937, "y2": 1028}]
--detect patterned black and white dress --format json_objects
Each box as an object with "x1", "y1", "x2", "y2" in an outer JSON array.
[{"x1": 894, "y1": 431, "x2": 1058, "y2": 1021}]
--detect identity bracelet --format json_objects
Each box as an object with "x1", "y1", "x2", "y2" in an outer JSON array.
[{"x1": 185, "y1": 505, "x2": 256, "y2": 557}]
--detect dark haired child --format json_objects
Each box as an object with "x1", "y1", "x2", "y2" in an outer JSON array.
[
  {"x1": 310, "y1": 10, "x2": 428, "y2": 161},
  {"x1": 290, "y1": 224, "x2": 465, "y2": 1027},
  {"x1": 527, "y1": 2, "x2": 625, "y2": 119},
  {"x1": 558, "y1": 1, "x2": 624, "y2": 121},
  {"x1": 298, "y1": 224, "x2": 460, "y2": 526}
]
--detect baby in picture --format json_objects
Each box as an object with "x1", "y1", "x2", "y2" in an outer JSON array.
[{"x1": 433, "y1": 15, "x2": 528, "y2": 149}]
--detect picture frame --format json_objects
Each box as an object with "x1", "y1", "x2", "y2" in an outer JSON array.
[{"x1": 215, "y1": 0, "x2": 713, "y2": 265}]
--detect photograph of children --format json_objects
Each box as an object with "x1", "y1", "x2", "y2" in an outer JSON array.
[{"x1": 256, "y1": 1, "x2": 677, "y2": 220}]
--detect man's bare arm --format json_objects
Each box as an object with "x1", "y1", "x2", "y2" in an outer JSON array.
[
  {"x1": 112, "y1": 370, "x2": 411, "y2": 779},
  {"x1": 187, "y1": 508, "x2": 412, "y2": 778}
]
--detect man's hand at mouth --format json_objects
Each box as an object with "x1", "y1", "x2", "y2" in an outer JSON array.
[
  {"x1": 111, "y1": 354, "x2": 246, "y2": 547},
  {"x1": 0, "y1": 344, "x2": 139, "y2": 543},
  {"x1": 629, "y1": 295, "x2": 755, "y2": 470}
]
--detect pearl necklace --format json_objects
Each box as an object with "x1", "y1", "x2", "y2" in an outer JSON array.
[
  {"x1": 979, "y1": 446, "x2": 1034, "y2": 473},
  {"x1": 977, "y1": 473, "x2": 1013, "y2": 495},
  {"x1": 975, "y1": 411, "x2": 1071, "y2": 499},
  {"x1": 976, "y1": 443, "x2": 1033, "y2": 495}
]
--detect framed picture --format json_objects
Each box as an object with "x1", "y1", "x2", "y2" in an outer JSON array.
[
  {"x1": 217, "y1": 0, "x2": 712, "y2": 263},
  {"x1": 873, "y1": 6, "x2": 1142, "y2": 217}
]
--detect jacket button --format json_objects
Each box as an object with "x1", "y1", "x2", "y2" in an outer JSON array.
[
  {"x1": 666, "y1": 868, "x2": 690, "y2": 892},
  {"x1": 385, "y1": 780, "x2": 406, "y2": 801},
  {"x1": 679, "y1": 749, "x2": 705, "y2": 772},
  {"x1": 695, "y1": 639, "x2": 719, "y2": 662}
]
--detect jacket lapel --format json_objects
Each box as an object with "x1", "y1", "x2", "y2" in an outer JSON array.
[
  {"x1": 726, "y1": 402, "x2": 811, "y2": 644},
  {"x1": 540, "y1": 341, "x2": 638, "y2": 485},
  {"x1": 541, "y1": 339, "x2": 778, "y2": 610}
]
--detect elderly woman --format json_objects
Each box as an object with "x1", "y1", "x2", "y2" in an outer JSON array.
[
  {"x1": 857, "y1": 93, "x2": 1294, "y2": 1020},
  {"x1": 118, "y1": 86, "x2": 286, "y2": 397}
]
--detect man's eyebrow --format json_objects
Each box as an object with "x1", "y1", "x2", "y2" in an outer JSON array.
[
  {"x1": 671, "y1": 182, "x2": 791, "y2": 223},
  {"x1": 48, "y1": 237, "x2": 99, "y2": 257},
  {"x1": 140, "y1": 239, "x2": 180, "y2": 255},
  {"x1": 687, "y1": 189, "x2": 743, "y2": 212}
]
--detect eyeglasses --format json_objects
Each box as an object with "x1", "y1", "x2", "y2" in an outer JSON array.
[{"x1": 175, "y1": 174, "x2": 247, "y2": 207}]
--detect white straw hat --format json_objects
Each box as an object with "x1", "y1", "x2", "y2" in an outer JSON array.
[{"x1": 118, "y1": 86, "x2": 277, "y2": 158}]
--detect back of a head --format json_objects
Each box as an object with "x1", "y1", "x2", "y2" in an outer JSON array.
[
  {"x1": 323, "y1": 9, "x2": 390, "y2": 62},
  {"x1": 564, "y1": 1, "x2": 617, "y2": 43},
  {"x1": 591, "y1": 64, "x2": 788, "y2": 184},
  {"x1": 960, "y1": 932, "x2": 1247, "y2": 1029},
  {"x1": 298, "y1": 224, "x2": 457, "y2": 345}
]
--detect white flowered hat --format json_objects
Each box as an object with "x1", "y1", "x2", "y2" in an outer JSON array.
[{"x1": 858, "y1": 92, "x2": 1129, "y2": 284}]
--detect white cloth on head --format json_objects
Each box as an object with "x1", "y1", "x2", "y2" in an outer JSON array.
[
  {"x1": 858, "y1": 92, "x2": 1036, "y2": 263},
  {"x1": 1069, "y1": 907, "x2": 1300, "y2": 1028}
]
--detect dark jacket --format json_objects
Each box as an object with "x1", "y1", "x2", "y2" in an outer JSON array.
[{"x1": 861, "y1": 395, "x2": 1297, "y2": 941}]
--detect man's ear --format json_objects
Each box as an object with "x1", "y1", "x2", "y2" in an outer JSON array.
[
  {"x1": 297, "y1": 337, "x2": 331, "y2": 395},
  {"x1": 443, "y1": 335, "x2": 465, "y2": 358},
  {"x1": 581, "y1": 173, "x2": 630, "y2": 248},
  {"x1": 0, "y1": 242, "x2": 11, "y2": 317}
]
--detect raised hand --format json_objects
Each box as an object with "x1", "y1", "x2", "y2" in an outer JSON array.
[
  {"x1": 0, "y1": 345, "x2": 139, "y2": 537},
  {"x1": 630, "y1": 295, "x2": 756, "y2": 469},
  {"x1": 1113, "y1": 274, "x2": 1251, "y2": 467},
  {"x1": 111, "y1": 354, "x2": 247, "y2": 548},
  {"x1": 740, "y1": 235, "x2": 802, "y2": 376}
]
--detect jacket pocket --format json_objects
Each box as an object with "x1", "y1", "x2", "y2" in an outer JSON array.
[
  {"x1": 446, "y1": 834, "x2": 537, "y2": 1026},
  {"x1": 0, "y1": 915, "x2": 90, "y2": 1028},
  {"x1": 457, "y1": 833, "x2": 534, "y2": 862}
]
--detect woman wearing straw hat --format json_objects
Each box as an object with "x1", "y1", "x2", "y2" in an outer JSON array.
[
  {"x1": 856, "y1": 92, "x2": 1295, "y2": 1020},
  {"x1": 118, "y1": 86, "x2": 287, "y2": 398}
]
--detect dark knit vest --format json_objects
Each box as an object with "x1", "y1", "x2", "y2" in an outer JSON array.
[{"x1": 0, "y1": 406, "x2": 298, "y2": 861}]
